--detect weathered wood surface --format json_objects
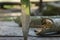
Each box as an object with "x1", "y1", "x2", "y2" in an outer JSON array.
[
  {"x1": 0, "y1": 37, "x2": 59, "y2": 40},
  {"x1": 0, "y1": 37, "x2": 60, "y2": 40},
  {"x1": 0, "y1": 21, "x2": 60, "y2": 40}
]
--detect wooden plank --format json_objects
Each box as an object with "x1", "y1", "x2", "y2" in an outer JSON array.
[
  {"x1": 0, "y1": 0, "x2": 60, "y2": 3},
  {"x1": 0, "y1": 13, "x2": 21, "y2": 16},
  {"x1": 30, "y1": 0, "x2": 60, "y2": 2},
  {"x1": 0, "y1": 37, "x2": 60, "y2": 40},
  {"x1": 0, "y1": 0, "x2": 20, "y2": 3},
  {"x1": 0, "y1": 0, "x2": 59, "y2": 6}
]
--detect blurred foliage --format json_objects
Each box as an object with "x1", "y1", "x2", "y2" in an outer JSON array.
[
  {"x1": 4, "y1": 5, "x2": 13, "y2": 9},
  {"x1": 3, "y1": 5, "x2": 20, "y2": 9},
  {"x1": 42, "y1": 5, "x2": 60, "y2": 16},
  {"x1": 0, "y1": 17, "x2": 14, "y2": 21},
  {"x1": 21, "y1": 0, "x2": 30, "y2": 16}
]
